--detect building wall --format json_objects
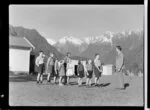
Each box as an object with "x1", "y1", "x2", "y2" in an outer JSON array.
[
  {"x1": 9, "y1": 48, "x2": 31, "y2": 73},
  {"x1": 102, "y1": 64, "x2": 113, "y2": 75}
]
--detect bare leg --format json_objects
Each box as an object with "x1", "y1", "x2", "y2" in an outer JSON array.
[
  {"x1": 67, "y1": 76, "x2": 70, "y2": 85},
  {"x1": 47, "y1": 73, "x2": 50, "y2": 82},
  {"x1": 94, "y1": 77, "x2": 97, "y2": 84},
  {"x1": 97, "y1": 77, "x2": 100, "y2": 85},
  {"x1": 59, "y1": 77, "x2": 62, "y2": 84},
  {"x1": 53, "y1": 76, "x2": 56, "y2": 83},
  {"x1": 37, "y1": 73, "x2": 40, "y2": 83},
  {"x1": 59, "y1": 77, "x2": 63, "y2": 86},
  {"x1": 89, "y1": 79, "x2": 91, "y2": 86},
  {"x1": 80, "y1": 78, "x2": 82, "y2": 85},
  {"x1": 86, "y1": 78, "x2": 89, "y2": 85},
  {"x1": 78, "y1": 78, "x2": 81, "y2": 85},
  {"x1": 40, "y1": 74, "x2": 43, "y2": 83}
]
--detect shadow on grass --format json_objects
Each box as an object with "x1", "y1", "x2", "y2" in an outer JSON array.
[
  {"x1": 9, "y1": 75, "x2": 36, "y2": 82},
  {"x1": 9, "y1": 75, "x2": 48, "y2": 82},
  {"x1": 99, "y1": 83, "x2": 111, "y2": 87},
  {"x1": 69, "y1": 82, "x2": 78, "y2": 85}
]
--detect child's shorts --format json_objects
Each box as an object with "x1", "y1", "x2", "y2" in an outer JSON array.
[
  {"x1": 78, "y1": 71, "x2": 84, "y2": 78},
  {"x1": 37, "y1": 64, "x2": 44, "y2": 74},
  {"x1": 87, "y1": 71, "x2": 93, "y2": 78}
]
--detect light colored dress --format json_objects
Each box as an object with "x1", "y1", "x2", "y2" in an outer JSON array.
[{"x1": 66, "y1": 61, "x2": 74, "y2": 76}]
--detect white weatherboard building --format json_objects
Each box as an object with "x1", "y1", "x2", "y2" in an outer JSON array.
[
  {"x1": 9, "y1": 36, "x2": 35, "y2": 74},
  {"x1": 102, "y1": 64, "x2": 113, "y2": 75}
]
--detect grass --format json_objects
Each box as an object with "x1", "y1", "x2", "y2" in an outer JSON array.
[{"x1": 9, "y1": 74, "x2": 143, "y2": 106}]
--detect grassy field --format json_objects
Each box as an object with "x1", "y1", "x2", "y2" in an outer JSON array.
[{"x1": 9, "y1": 74, "x2": 143, "y2": 106}]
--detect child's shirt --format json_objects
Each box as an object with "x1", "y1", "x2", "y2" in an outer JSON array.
[
  {"x1": 86, "y1": 63, "x2": 93, "y2": 71},
  {"x1": 47, "y1": 57, "x2": 55, "y2": 66},
  {"x1": 35, "y1": 55, "x2": 44, "y2": 66},
  {"x1": 59, "y1": 63, "x2": 65, "y2": 73},
  {"x1": 55, "y1": 61, "x2": 59, "y2": 70},
  {"x1": 77, "y1": 64, "x2": 84, "y2": 72}
]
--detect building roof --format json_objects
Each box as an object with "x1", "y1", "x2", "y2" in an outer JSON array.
[{"x1": 9, "y1": 36, "x2": 35, "y2": 49}]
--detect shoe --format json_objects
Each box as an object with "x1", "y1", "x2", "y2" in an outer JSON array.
[{"x1": 37, "y1": 81, "x2": 39, "y2": 84}]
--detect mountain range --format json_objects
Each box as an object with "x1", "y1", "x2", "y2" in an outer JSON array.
[
  {"x1": 47, "y1": 29, "x2": 144, "y2": 74},
  {"x1": 9, "y1": 25, "x2": 64, "y2": 60},
  {"x1": 9, "y1": 25, "x2": 144, "y2": 74}
]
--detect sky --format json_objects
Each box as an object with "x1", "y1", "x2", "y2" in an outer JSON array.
[{"x1": 9, "y1": 5, "x2": 144, "y2": 42}]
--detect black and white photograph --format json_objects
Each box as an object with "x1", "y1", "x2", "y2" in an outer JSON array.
[{"x1": 9, "y1": 4, "x2": 146, "y2": 106}]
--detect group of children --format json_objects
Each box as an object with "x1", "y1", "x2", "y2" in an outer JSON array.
[
  {"x1": 35, "y1": 51, "x2": 103, "y2": 87},
  {"x1": 35, "y1": 45, "x2": 125, "y2": 89}
]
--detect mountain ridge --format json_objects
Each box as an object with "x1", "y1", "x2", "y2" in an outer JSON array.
[
  {"x1": 9, "y1": 25, "x2": 144, "y2": 74},
  {"x1": 9, "y1": 25, "x2": 64, "y2": 60}
]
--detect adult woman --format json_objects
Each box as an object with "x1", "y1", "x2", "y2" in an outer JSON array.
[
  {"x1": 115, "y1": 46, "x2": 125, "y2": 89},
  {"x1": 93, "y1": 53, "x2": 102, "y2": 86}
]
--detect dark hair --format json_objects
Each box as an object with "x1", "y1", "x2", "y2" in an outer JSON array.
[
  {"x1": 86, "y1": 60, "x2": 88, "y2": 64},
  {"x1": 95, "y1": 53, "x2": 100, "y2": 57},
  {"x1": 39, "y1": 50, "x2": 43, "y2": 53},
  {"x1": 78, "y1": 60, "x2": 81, "y2": 65},
  {"x1": 116, "y1": 45, "x2": 122, "y2": 51},
  {"x1": 67, "y1": 52, "x2": 71, "y2": 56},
  {"x1": 50, "y1": 52, "x2": 55, "y2": 56}
]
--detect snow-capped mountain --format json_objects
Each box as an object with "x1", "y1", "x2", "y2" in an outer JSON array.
[
  {"x1": 84, "y1": 31, "x2": 114, "y2": 44},
  {"x1": 57, "y1": 36, "x2": 83, "y2": 46},
  {"x1": 54, "y1": 36, "x2": 86, "y2": 56},
  {"x1": 46, "y1": 38, "x2": 56, "y2": 45},
  {"x1": 53, "y1": 29, "x2": 143, "y2": 63},
  {"x1": 52, "y1": 28, "x2": 143, "y2": 48}
]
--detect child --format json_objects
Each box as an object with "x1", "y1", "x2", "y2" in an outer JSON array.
[
  {"x1": 46, "y1": 52, "x2": 55, "y2": 83},
  {"x1": 86, "y1": 59, "x2": 94, "y2": 86},
  {"x1": 54, "y1": 59, "x2": 59, "y2": 84},
  {"x1": 66, "y1": 60, "x2": 74, "y2": 85},
  {"x1": 58, "y1": 60, "x2": 65, "y2": 86},
  {"x1": 35, "y1": 51, "x2": 45, "y2": 84},
  {"x1": 93, "y1": 53, "x2": 102, "y2": 86},
  {"x1": 77, "y1": 60, "x2": 85, "y2": 86}
]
